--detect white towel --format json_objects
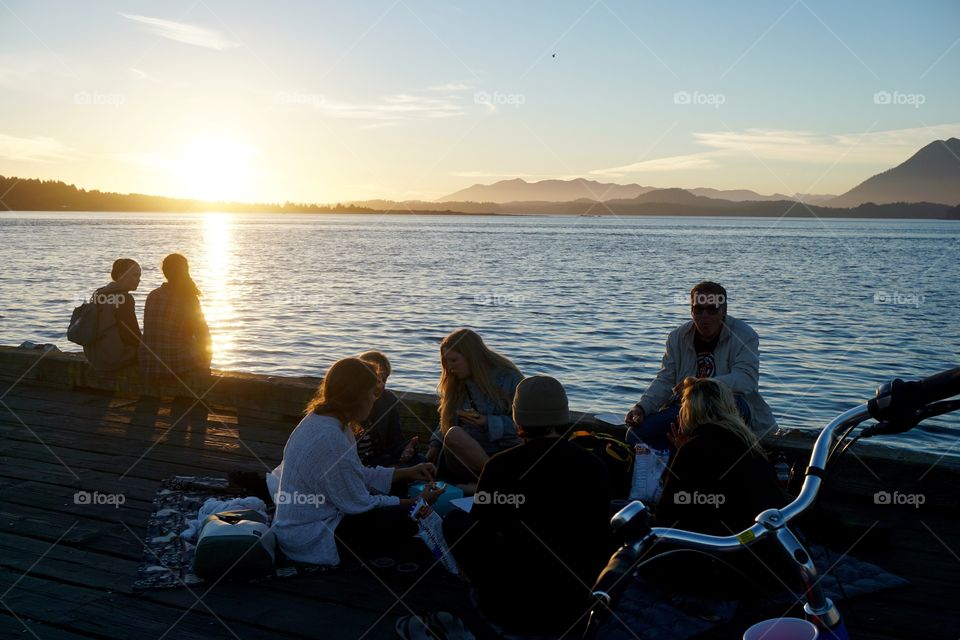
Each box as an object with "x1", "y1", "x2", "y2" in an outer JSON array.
[{"x1": 180, "y1": 496, "x2": 268, "y2": 541}]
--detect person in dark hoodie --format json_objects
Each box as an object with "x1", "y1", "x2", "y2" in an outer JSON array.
[
  {"x1": 138, "y1": 253, "x2": 212, "y2": 385},
  {"x1": 442, "y1": 376, "x2": 613, "y2": 636}
]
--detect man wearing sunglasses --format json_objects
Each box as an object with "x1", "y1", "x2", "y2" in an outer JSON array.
[{"x1": 624, "y1": 281, "x2": 778, "y2": 449}]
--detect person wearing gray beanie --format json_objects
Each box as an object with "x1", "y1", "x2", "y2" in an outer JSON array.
[{"x1": 442, "y1": 376, "x2": 613, "y2": 635}]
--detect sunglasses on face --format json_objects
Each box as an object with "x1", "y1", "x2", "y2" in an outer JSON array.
[{"x1": 691, "y1": 305, "x2": 723, "y2": 315}]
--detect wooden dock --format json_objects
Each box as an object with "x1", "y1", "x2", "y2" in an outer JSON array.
[{"x1": 1, "y1": 346, "x2": 958, "y2": 639}]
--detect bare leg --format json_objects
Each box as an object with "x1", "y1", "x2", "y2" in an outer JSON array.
[{"x1": 443, "y1": 426, "x2": 489, "y2": 480}]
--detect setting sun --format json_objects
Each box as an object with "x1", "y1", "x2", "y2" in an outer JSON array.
[{"x1": 176, "y1": 137, "x2": 257, "y2": 203}]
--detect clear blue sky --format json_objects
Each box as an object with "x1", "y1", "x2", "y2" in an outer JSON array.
[{"x1": 1, "y1": 0, "x2": 958, "y2": 202}]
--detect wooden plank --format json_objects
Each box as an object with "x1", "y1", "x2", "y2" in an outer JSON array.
[
  {"x1": 0, "y1": 614, "x2": 102, "y2": 640},
  {"x1": 0, "y1": 421, "x2": 280, "y2": 478},
  {"x1": 0, "y1": 569, "x2": 322, "y2": 640},
  {"x1": 0, "y1": 398, "x2": 284, "y2": 463}
]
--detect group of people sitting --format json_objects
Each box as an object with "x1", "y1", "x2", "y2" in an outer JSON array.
[
  {"x1": 83, "y1": 260, "x2": 786, "y2": 635},
  {"x1": 262, "y1": 282, "x2": 786, "y2": 635}
]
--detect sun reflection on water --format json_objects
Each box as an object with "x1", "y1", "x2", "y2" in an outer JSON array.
[{"x1": 199, "y1": 213, "x2": 236, "y2": 369}]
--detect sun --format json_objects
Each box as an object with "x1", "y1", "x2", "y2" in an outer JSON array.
[{"x1": 176, "y1": 136, "x2": 257, "y2": 203}]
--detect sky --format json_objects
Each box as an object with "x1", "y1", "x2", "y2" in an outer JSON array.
[{"x1": 1, "y1": 0, "x2": 958, "y2": 204}]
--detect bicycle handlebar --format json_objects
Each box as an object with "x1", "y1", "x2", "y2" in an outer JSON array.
[{"x1": 868, "y1": 367, "x2": 960, "y2": 421}]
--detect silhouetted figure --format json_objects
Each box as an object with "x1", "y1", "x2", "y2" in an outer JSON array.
[
  {"x1": 138, "y1": 253, "x2": 212, "y2": 389},
  {"x1": 85, "y1": 258, "x2": 142, "y2": 371}
]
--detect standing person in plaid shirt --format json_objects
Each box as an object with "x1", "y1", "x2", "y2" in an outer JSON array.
[{"x1": 138, "y1": 253, "x2": 212, "y2": 388}]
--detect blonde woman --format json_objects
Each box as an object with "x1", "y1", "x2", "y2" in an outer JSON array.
[
  {"x1": 426, "y1": 329, "x2": 523, "y2": 484},
  {"x1": 272, "y1": 358, "x2": 440, "y2": 566},
  {"x1": 652, "y1": 377, "x2": 788, "y2": 595}
]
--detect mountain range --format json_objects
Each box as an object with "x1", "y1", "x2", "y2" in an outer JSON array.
[
  {"x1": 437, "y1": 138, "x2": 960, "y2": 208},
  {"x1": 437, "y1": 179, "x2": 831, "y2": 204}
]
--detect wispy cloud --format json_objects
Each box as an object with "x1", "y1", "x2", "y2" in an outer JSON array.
[
  {"x1": 589, "y1": 124, "x2": 960, "y2": 178},
  {"x1": 313, "y1": 93, "x2": 465, "y2": 122},
  {"x1": 0, "y1": 133, "x2": 74, "y2": 162},
  {"x1": 120, "y1": 13, "x2": 239, "y2": 51},
  {"x1": 129, "y1": 67, "x2": 159, "y2": 82},
  {"x1": 428, "y1": 82, "x2": 472, "y2": 92},
  {"x1": 450, "y1": 171, "x2": 566, "y2": 179},
  {"x1": 591, "y1": 153, "x2": 721, "y2": 177},
  {"x1": 693, "y1": 125, "x2": 960, "y2": 164}
]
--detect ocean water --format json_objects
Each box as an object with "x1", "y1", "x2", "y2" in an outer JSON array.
[{"x1": 1, "y1": 211, "x2": 958, "y2": 455}]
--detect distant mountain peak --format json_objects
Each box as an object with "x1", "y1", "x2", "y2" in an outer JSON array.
[{"x1": 829, "y1": 137, "x2": 960, "y2": 207}]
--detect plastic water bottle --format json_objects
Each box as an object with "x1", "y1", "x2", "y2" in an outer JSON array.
[{"x1": 774, "y1": 454, "x2": 791, "y2": 490}]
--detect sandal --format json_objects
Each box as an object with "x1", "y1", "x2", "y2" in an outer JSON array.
[{"x1": 425, "y1": 611, "x2": 476, "y2": 640}]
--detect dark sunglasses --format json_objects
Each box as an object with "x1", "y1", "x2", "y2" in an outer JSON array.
[{"x1": 691, "y1": 305, "x2": 723, "y2": 315}]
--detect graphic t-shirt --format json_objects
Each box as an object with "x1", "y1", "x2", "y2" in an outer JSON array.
[{"x1": 694, "y1": 333, "x2": 720, "y2": 378}]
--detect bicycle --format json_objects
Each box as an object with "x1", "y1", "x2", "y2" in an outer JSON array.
[{"x1": 584, "y1": 366, "x2": 960, "y2": 639}]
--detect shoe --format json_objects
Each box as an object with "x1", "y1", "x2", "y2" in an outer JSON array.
[{"x1": 395, "y1": 614, "x2": 434, "y2": 639}]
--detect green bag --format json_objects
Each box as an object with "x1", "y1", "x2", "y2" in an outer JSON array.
[{"x1": 193, "y1": 509, "x2": 276, "y2": 581}]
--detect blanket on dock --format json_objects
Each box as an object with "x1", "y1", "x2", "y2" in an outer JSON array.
[
  {"x1": 135, "y1": 476, "x2": 909, "y2": 640},
  {"x1": 132, "y1": 476, "x2": 335, "y2": 591}
]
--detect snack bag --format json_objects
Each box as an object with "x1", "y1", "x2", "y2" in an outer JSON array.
[
  {"x1": 629, "y1": 444, "x2": 670, "y2": 504},
  {"x1": 408, "y1": 498, "x2": 458, "y2": 574}
]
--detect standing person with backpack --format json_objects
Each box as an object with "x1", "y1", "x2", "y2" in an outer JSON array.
[
  {"x1": 69, "y1": 258, "x2": 142, "y2": 371},
  {"x1": 138, "y1": 253, "x2": 212, "y2": 388}
]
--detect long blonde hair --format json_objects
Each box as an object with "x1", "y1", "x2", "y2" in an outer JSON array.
[
  {"x1": 437, "y1": 329, "x2": 520, "y2": 433},
  {"x1": 678, "y1": 377, "x2": 764, "y2": 456}
]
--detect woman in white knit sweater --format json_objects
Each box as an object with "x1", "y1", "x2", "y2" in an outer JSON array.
[{"x1": 272, "y1": 357, "x2": 441, "y2": 565}]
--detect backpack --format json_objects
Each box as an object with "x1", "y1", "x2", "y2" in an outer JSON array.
[
  {"x1": 193, "y1": 509, "x2": 277, "y2": 581},
  {"x1": 67, "y1": 294, "x2": 100, "y2": 346},
  {"x1": 568, "y1": 430, "x2": 635, "y2": 499},
  {"x1": 68, "y1": 290, "x2": 136, "y2": 371}
]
